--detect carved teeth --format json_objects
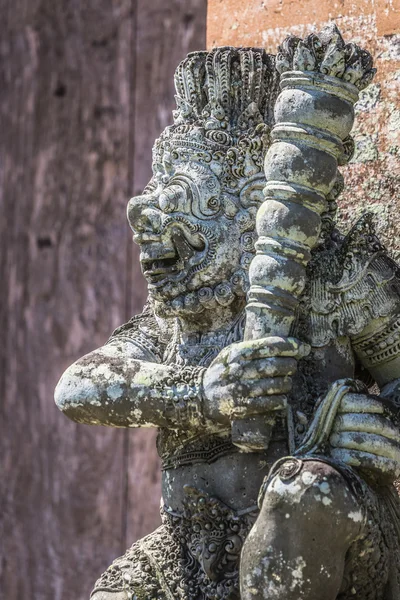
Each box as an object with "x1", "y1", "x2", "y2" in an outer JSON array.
[{"x1": 142, "y1": 256, "x2": 180, "y2": 276}]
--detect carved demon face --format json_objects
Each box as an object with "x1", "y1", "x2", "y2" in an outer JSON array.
[{"x1": 128, "y1": 150, "x2": 264, "y2": 319}]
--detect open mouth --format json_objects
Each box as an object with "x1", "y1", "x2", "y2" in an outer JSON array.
[
  {"x1": 141, "y1": 255, "x2": 181, "y2": 281},
  {"x1": 140, "y1": 225, "x2": 207, "y2": 286}
]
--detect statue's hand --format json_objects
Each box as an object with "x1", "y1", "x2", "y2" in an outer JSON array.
[
  {"x1": 202, "y1": 336, "x2": 309, "y2": 426},
  {"x1": 330, "y1": 392, "x2": 400, "y2": 483}
]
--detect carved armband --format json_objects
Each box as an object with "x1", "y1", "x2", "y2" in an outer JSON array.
[
  {"x1": 157, "y1": 366, "x2": 207, "y2": 429},
  {"x1": 353, "y1": 315, "x2": 400, "y2": 387}
]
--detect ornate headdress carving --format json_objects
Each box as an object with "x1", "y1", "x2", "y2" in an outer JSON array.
[{"x1": 153, "y1": 47, "x2": 280, "y2": 195}]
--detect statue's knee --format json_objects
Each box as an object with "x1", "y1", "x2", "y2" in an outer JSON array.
[
  {"x1": 240, "y1": 458, "x2": 363, "y2": 600},
  {"x1": 258, "y1": 458, "x2": 363, "y2": 540}
]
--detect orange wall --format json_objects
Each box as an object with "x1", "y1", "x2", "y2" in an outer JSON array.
[
  {"x1": 207, "y1": 0, "x2": 400, "y2": 259},
  {"x1": 208, "y1": 0, "x2": 400, "y2": 48}
]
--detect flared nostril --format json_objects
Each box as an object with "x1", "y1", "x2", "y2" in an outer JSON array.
[
  {"x1": 127, "y1": 196, "x2": 162, "y2": 234},
  {"x1": 127, "y1": 197, "x2": 142, "y2": 230}
]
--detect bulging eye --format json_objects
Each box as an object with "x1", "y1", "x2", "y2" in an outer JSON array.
[{"x1": 158, "y1": 185, "x2": 186, "y2": 213}]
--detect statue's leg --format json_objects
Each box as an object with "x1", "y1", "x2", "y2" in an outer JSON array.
[
  {"x1": 90, "y1": 520, "x2": 180, "y2": 600},
  {"x1": 90, "y1": 540, "x2": 162, "y2": 600},
  {"x1": 240, "y1": 458, "x2": 364, "y2": 600}
]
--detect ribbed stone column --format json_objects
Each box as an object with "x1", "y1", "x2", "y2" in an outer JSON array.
[{"x1": 233, "y1": 24, "x2": 375, "y2": 450}]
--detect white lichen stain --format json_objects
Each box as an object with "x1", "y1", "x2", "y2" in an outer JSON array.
[
  {"x1": 355, "y1": 83, "x2": 381, "y2": 112},
  {"x1": 247, "y1": 588, "x2": 259, "y2": 596},
  {"x1": 348, "y1": 510, "x2": 363, "y2": 523},
  {"x1": 290, "y1": 556, "x2": 306, "y2": 592},
  {"x1": 319, "y1": 481, "x2": 331, "y2": 495},
  {"x1": 108, "y1": 383, "x2": 123, "y2": 400},
  {"x1": 90, "y1": 363, "x2": 115, "y2": 380},
  {"x1": 301, "y1": 471, "x2": 317, "y2": 486},
  {"x1": 271, "y1": 476, "x2": 306, "y2": 503},
  {"x1": 55, "y1": 369, "x2": 100, "y2": 409}
]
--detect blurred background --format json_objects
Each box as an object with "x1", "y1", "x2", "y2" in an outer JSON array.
[
  {"x1": 1, "y1": 1, "x2": 206, "y2": 598},
  {"x1": 1, "y1": 1, "x2": 399, "y2": 599}
]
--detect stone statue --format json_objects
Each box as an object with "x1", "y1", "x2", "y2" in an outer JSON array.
[{"x1": 55, "y1": 24, "x2": 400, "y2": 600}]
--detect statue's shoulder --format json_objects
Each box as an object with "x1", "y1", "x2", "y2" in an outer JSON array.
[
  {"x1": 305, "y1": 213, "x2": 400, "y2": 345},
  {"x1": 107, "y1": 301, "x2": 166, "y2": 363}
]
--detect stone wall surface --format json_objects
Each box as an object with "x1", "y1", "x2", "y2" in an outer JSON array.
[{"x1": 207, "y1": 0, "x2": 400, "y2": 259}]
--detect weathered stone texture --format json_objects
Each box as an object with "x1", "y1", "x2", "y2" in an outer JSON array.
[{"x1": 207, "y1": 0, "x2": 400, "y2": 259}]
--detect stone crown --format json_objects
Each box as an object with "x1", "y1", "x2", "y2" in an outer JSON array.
[{"x1": 153, "y1": 47, "x2": 281, "y2": 192}]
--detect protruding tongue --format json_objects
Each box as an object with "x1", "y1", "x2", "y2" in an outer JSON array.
[{"x1": 171, "y1": 226, "x2": 205, "y2": 262}]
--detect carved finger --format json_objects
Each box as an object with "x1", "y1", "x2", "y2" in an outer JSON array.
[
  {"x1": 227, "y1": 362, "x2": 244, "y2": 379},
  {"x1": 330, "y1": 448, "x2": 400, "y2": 481},
  {"x1": 236, "y1": 376, "x2": 293, "y2": 397},
  {"x1": 237, "y1": 357, "x2": 298, "y2": 380},
  {"x1": 339, "y1": 393, "x2": 384, "y2": 415},
  {"x1": 229, "y1": 394, "x2": 287, "y2": 417},
  {"x1": 330, "y1": 431, "x2": 400, "y2": 462},
  {"x1": 229, "y1": 337, "x2": 310, "y2": 362},
  {"x1": 333, "y1": 413, "x2": 399, "y2": 441}
]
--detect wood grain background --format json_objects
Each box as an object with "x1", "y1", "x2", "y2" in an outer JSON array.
[{"x1": 0, "y1": 1, "x2": 206, "y2": 598}]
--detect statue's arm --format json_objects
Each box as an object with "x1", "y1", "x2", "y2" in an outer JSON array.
[
  {"x1": 54, "y1": 308, "x2": 208, "y2": 430},
  {"x1": 330, "y1": 251, "x2": 400, "y2": 482},
  {"x1": 55, "y1": 340, "x2": 207, "y2": 429},
  {"x1": 299, "y1": 240, "x2": 400, "y2": 482}
]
